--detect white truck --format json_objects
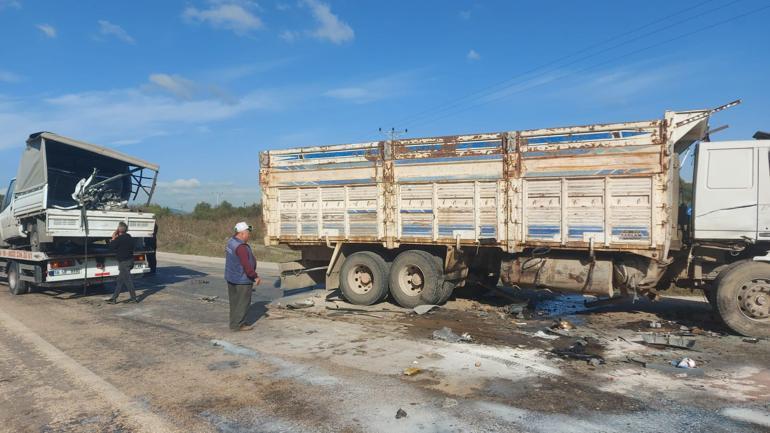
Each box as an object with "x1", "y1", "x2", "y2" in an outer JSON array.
[
  {"x1": 0, "y1": 132, "x2": 159, "y2": 294},
  {"x1": 260, "y1": 101, "x2": 770, "y2": 337}
]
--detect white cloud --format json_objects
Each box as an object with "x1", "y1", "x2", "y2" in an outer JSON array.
[
  {"x1": 303, "y1": 0, "x2": 353, "y2": 44},
  {"x1": 98, "y1": 20, "x2": 135, "y2": 44},
  {"x1": 160, "y1": 178, "x2": 202, "y2": 188},
  {"x1": 148, "y1": 73, "x2": 197, "y2": 100},
  {"x1": 467, "y1": 49, "x2": 480, "y2": 61},
  {"x1": 183, "y1": 2, "x2": 263, "y2": 35},
  {"x1": 36, "y1": 23, "x2": 56, "y2": 38},
  {"x1": 0, "y1": 0, "x2": 21, "y2": 10},
  {"x1": 279, "y1": 29, "x2": 300, "y2": 42},
  {"x1": 324, "y1": 72, "x2": 415, "y2": 104},
  {"x1": 0, "y1": 70, "x2": 21, "y2": 83},
  {"x1": 0, "y1": 78, "x2": 294, "y2": 151}
]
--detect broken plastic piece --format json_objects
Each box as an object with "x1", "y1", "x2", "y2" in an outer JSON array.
[
  {"x1": 672, "y1": 357, "x2": 697, "y2": 369},
  {"x1": 432, "y1": 327, "x2": 472, "y2": 343},
  {"x1": 641, "y1": 334, "x2": 696, "y2": 349},
  {"x1": 395, "y1": 408, "x2": 407, "y2": 419},
  {"x1": 287, "y1": 299, "x2": 315, "y2": 309},
  {"x1": 413, "y1": 304, "x2": 439, "y2": 315},
  {"x1": 403, "y1": 367, "x2": 422, "y2": 376}
]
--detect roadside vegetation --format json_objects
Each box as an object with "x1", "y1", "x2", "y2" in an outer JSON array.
[{"x1": 142, "y1": 201, "x2": 298, "y2": 263}]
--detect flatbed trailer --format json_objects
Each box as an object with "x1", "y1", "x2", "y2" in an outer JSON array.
[{"x1": 0, "y1": 247, "x2": 152, "y2": 294}]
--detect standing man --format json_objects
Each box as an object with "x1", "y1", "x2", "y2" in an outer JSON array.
[
  {"x1": 107, "y1": 222, "x2": 138, "y2": 304},
  {"x1": 146, "y1": 221, "x2": 158, "y2": 274},
  {"x1": 225, "y1": 222, "x2": 261, "y2": 331}
]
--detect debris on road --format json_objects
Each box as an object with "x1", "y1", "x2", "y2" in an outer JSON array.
[
  {"x1": 552, "y1": 341, "x2": 605, "y2": 366},
  {"x1": 475, "y1": 361, "x2": 481, "y2": 368},
  {"x1": 198, "y1": 295, "x2": 219, "y2": 303},
  {"x1": 442, "y1": 398, "x2": 458, "y2": 409},
  {"x1": 672, "y1": 357, "x2": 697, "y2": 369},
  {"x1": 395, "y1": 408, "x2": 407, "y2": 419},
  {"x1": 432, "y1": 327, "x2": 472, "y2": 343},
  {"x1": 649, "y1": 321, "x2": 662, "y2": 329},
  {"x1": 743, "y1": 338, "x2": 760, "y2": 344},
  {"x1": 402, "y1": 367, "x2": 422, "y2": 376},
  {"x1": 533, "y1": 330, "x2": 560, "y2": 340},
  {"x1": 501, "y1": 302, "x2": 528, "y2": 316},
  {"x1": 287, "y1": 299, "x2": 315, "y2": 309},
  {"x1": 641, "y1": 334, "x2": 697, "y2": 350},
  {"x1": 551, "y1": 319, "x2": 575, "y2": 330},
  {"x1": 413, "y1": 304, "x2": 439, "y2": 315}
]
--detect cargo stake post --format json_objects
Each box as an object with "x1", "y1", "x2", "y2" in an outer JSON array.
[{"x1": 260, "y1": 101, "x2": 770, "y2": 337}]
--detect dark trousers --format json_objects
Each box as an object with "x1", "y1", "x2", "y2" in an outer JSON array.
[
  {"x1": 228, "y1": 282, "x2": 253, "y2": 330},
  {"x1": 112, "y1": 260, "x2": 136, "y2": 300},
  {"x1": 147, "y1": 252, "x2": 157, "y2": 273}
]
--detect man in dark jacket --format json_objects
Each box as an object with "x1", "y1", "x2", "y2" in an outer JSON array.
[
  {"x1": 225, "y1": 222, "x2": 261, "y2": 331},
  {"x1": 107, "y1": 222, "x2": 138, "y2": 304}
]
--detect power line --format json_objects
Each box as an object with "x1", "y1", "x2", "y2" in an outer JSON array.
[
  {"x1": 406, "y1": 3, "x2": 770, "y2": 130},
  {"x1": 395, "y1": 0, "x2": 744, "y2": 129}
]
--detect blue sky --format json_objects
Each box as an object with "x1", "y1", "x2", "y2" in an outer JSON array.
[{"x1": 1, "y1": 0, "x2": 768, "y2": 210}]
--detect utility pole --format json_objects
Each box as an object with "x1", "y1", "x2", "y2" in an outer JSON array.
[{"x1": 379, "y1": 127, "x2": 407, "y2": 142}]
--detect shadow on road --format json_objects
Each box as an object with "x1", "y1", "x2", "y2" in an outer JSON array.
[{"x1": 33, "y1": 265, "x2": 210, "y2": 302}]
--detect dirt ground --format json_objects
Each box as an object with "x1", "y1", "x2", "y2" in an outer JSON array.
[{"x1": 0, "y1": 251, "x2": 768, "y2": 433}]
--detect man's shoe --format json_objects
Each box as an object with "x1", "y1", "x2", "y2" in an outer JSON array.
[
  {"x1": 238, "y1": 324, "x2": 254, "y2": 331},
  {"x1": 127, "y1": 297, "x2": 140, "y2": 303},
  {"x1": 105, "y1": 298, "x2": 118, "y2": 304}
]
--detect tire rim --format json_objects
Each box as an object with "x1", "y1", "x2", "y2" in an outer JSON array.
[
  {"x1": 347, "y1": 264, "x2": 374, "y2": 295},
  {"x1": 737, "y1": 278, "x2": 770, "y2": 321},
  {"x1": 397, "y1": 264, "x2": 424, "y2": 296}
]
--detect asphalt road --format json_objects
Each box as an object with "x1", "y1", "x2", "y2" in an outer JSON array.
[{"x1": 0, "y1": 252, "x2": 769, "y2": 433}]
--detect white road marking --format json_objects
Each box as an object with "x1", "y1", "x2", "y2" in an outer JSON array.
[{"x1": 0, "y1": 306, "x2": 178, "y2": 433}]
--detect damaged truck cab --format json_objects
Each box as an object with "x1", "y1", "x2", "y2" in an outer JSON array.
[
  {"x1": 260, "y1": 101, "x2": 770, "y2": 337},
  {"x1": 0, "y1": 132, "x2": 159, "y2": 293}
]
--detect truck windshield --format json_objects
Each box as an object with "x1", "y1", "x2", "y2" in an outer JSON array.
[{"x1": 1, "y1": 179, "x2": 14, "y2": 211}]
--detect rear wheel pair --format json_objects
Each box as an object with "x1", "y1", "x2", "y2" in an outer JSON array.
[{"x1": 339, "y1": 250, "x2": 452, "y2": 308}]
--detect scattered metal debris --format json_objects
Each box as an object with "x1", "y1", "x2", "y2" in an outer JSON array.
[
  {"x1": 395, "y1": 408, "x2": 407, "y2": 419},
  {"x1": 552, "y1": 341, "x2": 605, "y2": 366},
  {"x1": 627, "y1": 356, "x2": 704, "y2": 377},
  {"x1": 413, "y1": 304, "x2": 439, "y2": 315},
  {"x1": 743, "y1": 338, "x2": 760, "y2": 344},
  {"x1": 198, "y1": 295, "x2": 219, "y2": 303},
  {"x1": 403, "y1": 367, "x2": 422, "y2": 376},
  {"x1": 432, "y1": 327, "x2": 472, "y2": 343},
  {"x1": 641, "y1": 334, "x2": 697, "y2": 350}
]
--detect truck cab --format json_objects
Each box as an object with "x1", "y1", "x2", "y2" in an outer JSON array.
[
  {"x1": 693, "y1": 140, "x2": 770, "y2": 242},
  {"x1": 0, "y1": 179, "x2": 16, "y2": 246}
]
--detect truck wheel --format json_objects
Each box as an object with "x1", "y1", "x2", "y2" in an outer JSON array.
[
  {"x1": 7, "y1": 262, "x2": 29, "y2": 295},
  {"x1": 389, "y1": 250, "x2": 445, "y2": 308},
  {"x1": 715, "y1": 261, "x2": 770, "y2": 338},
  {"x1": 339, "y1": 251, "x2": 389, "y2": 305}
]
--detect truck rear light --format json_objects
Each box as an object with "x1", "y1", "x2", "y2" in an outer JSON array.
[
  {"x1": 134, "y1": 254, "x2": 146, "y2": 262},
  {"x1": 50, "y1": 259, "x2": 76, "y2": 269}
]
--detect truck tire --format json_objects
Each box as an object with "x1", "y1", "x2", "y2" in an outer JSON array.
[
  {"x1": 714, "y1": 261, "x2": 770, "y2": 338},
  {"x1": 389, "y1": 250, "x2": 445, "y2": 308},
  {"x1": 339, "y1": 251, "x2": 389, "y2": 306},
  {"x1": 7, "y1": 262, "x2": 29, "y2": 295}
]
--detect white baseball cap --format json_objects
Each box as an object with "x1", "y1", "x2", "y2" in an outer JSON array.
[{"x1": 234, "y1": 222, "x2": 253, "y2": 233}]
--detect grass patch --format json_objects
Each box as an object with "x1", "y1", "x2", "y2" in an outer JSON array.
[{"x1": 146, "y1": 202, "x2": 299, "y2": 263}]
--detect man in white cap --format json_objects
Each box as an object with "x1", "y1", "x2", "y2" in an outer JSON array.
[{"x1": 224, "y1": 222, "x2": 261, "y2": 331}]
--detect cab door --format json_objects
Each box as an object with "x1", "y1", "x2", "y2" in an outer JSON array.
[
  {"x1": 758, "y1": 145, "x2": 770, "y2": 241},
  {"x1": 693, "y1": 142, "x2": 758, "y2": 240}
]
